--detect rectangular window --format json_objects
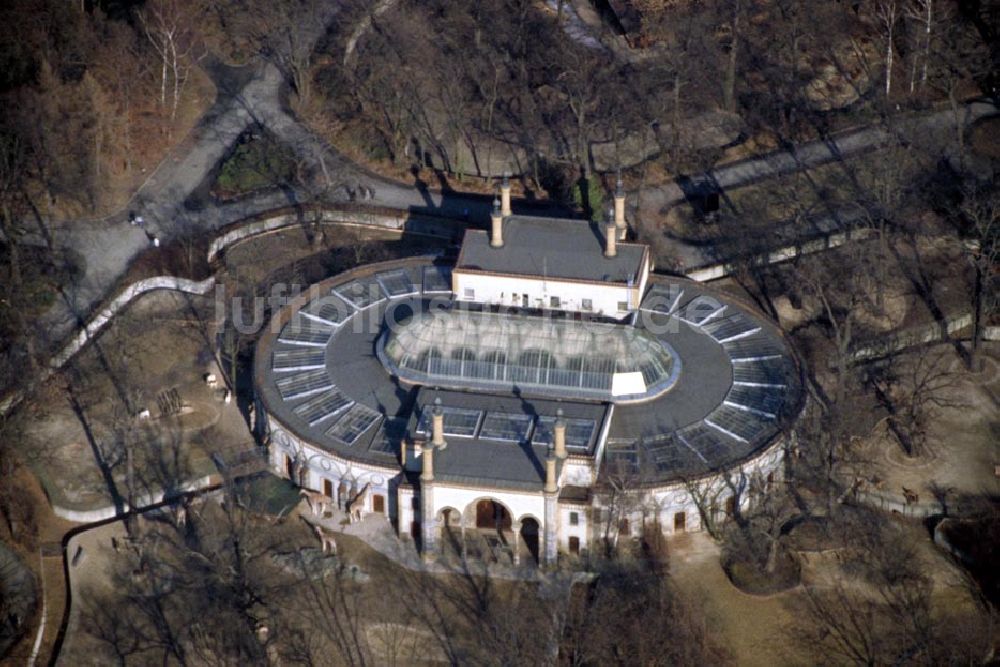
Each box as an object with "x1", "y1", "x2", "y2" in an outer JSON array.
[
  {"x1": 464, "y1": 288, "x2": 475, "y2": 299},
  {"x1": 617, "y1": 301, "x2": 628, "y2": 312},
  {"x1": 550, "y1": 296, "x2": 561, "y2": 308},
  {"x1": 569, "y1": 511, "x2": 579, "y2": 526},
  {"x1": 581, "y1": 298, "x2": 593, "y2": 311}
]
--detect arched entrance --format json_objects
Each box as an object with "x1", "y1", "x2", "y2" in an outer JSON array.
[
  {"x1": 467, "y1": 499, "x2": 515, "y2": 565},
  {"x1": 475, "y1": 500, "x2": 512, "y2": 531},
  {"x1": 519, "y1": 517, "x2": 540, "y2": 564}
]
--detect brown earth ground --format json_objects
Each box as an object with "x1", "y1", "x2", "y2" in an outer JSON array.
[
  {"x1": 20, "y1": 289, "x2": 251, "y2": 517},
  {"x1": 852, "y1": 342, "x2": 1000, "y2": 501},
  {"x1": 669, "y1": 520, "x2": 988, "y2": 666},
  {"x1": 57, "y1": 502, "x2": 530, "y2": 665}
]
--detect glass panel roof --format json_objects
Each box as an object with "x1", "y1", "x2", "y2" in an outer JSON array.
[
  {"x1": 416, "y1": 406, "x2": 483, "y2": 438},
  {"x1": 380, "y1": 310, "x2": 678, "y2": 401},
  {"x1": 533, "y1": 416, "x2": 596, "y2": 451},
  {"x1": 479, "y1": 412, "x2": 534, "y2": 443}
]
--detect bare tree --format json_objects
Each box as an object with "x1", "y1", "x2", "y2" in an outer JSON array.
[
  {"x1": 905, "y1": 0, "x2": 941, "y2": 93},
  {"x1": 957, "y1": 184, "x2": 999, "y2": 371},
  {"x1": 866, "y1": 346, "x2": 964, "y2": 457},
  {"x1": 874, "y1": 0, "x2": 901, "y2": 97},
  {"x1": 789, "y1": 507, "x2": 992, "y2": 664},
  {"x1": 138, "y1": 0, "x2": 204, "y2": 121},
  {"x1": 682, "y1": 475, "x2": 730, "y2": 541}
]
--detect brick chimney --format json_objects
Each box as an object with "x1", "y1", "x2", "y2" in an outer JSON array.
[
  {"x1": 431, "y1": 397, "x2": 446, "y2": 448},
  {"x1": 554, "y1": 408, "x2": 568, "y2": 460},
  {"x1": 604, "y1": 214, "x2": 617, "y2": 258},
  {"x1": 420, "y1": 440, "x2": 435, "y2": 481},
  {"x1": 490, "y1": 196, "x2": 504, "y2": 248},
  {"x1": 614, "y1": 171, "x2": 626, "y2": 240},
  {"x1": 500, "y1": 173, "x2": 512, "y2": 217},
  {"x1": 544, "y1": 444, "x2": 558, "y2": 493}
]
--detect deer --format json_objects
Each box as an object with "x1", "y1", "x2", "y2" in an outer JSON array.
[
  {"x1": 300, "y1": 488, "x2": 333, "y2": 518},
  {"x1": 312, "y1": 523, "x2": 338, "y2": 555},
  {"x1": 346, "y1": 482, "x2": 372, "y2": 524}
]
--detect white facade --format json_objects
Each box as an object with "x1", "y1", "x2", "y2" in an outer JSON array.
[
  {"x1": 267, "y1": 414, "x2": 398, "y2": 518},
  {"x1": 560, "y1": 506, "x2": 589, "y2": 553},
  {"x1": 264, "y1": 403, "x2": 786, "y2": 564},
  {"x1": 452, "y1": 268, "x2": 648, "y2": 320}
]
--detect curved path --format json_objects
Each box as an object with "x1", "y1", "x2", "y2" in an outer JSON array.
[{"x1": 10, "y1": 0, "x2": 997, "y2": 394}]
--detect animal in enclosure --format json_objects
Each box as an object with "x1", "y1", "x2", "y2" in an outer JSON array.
[
  {"x1": 312, "y1": 523, "x2": 338, "y2": 555},
  {"x1": 346, "y1": 482, "x2": 372, "y2": 524},
  {"x1": 902, "y1": 486, "x2": 919, "y2": 505},
  {"x1": 300, "y1": 489, "x2": 333, "y2": 517}
]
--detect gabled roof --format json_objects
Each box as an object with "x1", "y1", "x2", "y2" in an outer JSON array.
[{"x1": 455, "y1": 215, "x2": 646, "y2": 285}]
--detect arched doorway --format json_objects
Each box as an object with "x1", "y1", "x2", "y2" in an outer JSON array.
[
  {"x1": 466, "y1": 499, "x2": 515, "y2": 564},
  {"x1": 475, "y1": 500, "x2": 512, "y2": 532},
  {"x1": 519, "y1": 518, "x2": 540, "y2": 564}
]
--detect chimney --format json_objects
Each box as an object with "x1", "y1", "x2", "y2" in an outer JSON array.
[
  {"x1": 500, "y1": 173, "x2": 512, "y2": 217},
  {"x1": 554, "y1": 408, "x2": 568, "y2": 460},
  {"x1": 544, "y1": 444, "x2": 558, "y2": 493},
  {"x1": 421, "y1": 440, "x2": 435, "y2": 481},
  {"x1": 431, "y1": 397, "x2": 446, "y2": 448},
  {"x1": 604, "y1": 214, "x2": 617, "y2": 258},
  {"x1": 490, "y1": 196, "x2": 504, "y2": 248},
  {"x1": 614, "y1": 171, "x2": 626, "y2": 239}
]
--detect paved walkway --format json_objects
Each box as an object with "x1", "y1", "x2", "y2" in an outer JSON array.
[
  {"x1": 638, "y1": 100, "x2": 998, "y2": 221},
  {"x1": 11, "y1": 0, "x2": 996, "y2": 383}
]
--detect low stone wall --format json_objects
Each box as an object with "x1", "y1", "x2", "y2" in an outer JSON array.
[
  {"x1": 50, "y1": 276, "x2": 216, "y2": 369},
  {"x1": 0, "y1": 276, "x2": 216, "y2": 417},
  {"x1": 50, "y1": 474, "x2": 216, "y2": 524},
  {"x1": 685, "y1": 228, "x2": 871, "y2": 282},
  {"x1": 853, "y1": 489, "x2": 942, "y2": 518},
  {"x1": 207, "y1": 206, "x2": 462, "y2": 264},
  {"x1": 847, "y1": 312, "x2": 973, "y2": 363}
]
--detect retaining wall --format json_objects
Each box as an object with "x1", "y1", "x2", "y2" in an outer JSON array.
[
  {"x1": 0, "y1": 276, "x2": 216, "y2": 416},
  {"x1": 50, "y1": 276, "x2": 216, "y2": 369},
  {"x1": 847, "y1": 312, "x2": 974, "y2": 363},
  {"x1": 207, "y1": 207, "x2": 462, "y2": 263},
  {"x1": 685, "y1": 228, "x2": 872, "y2": 282},
  {"x1": 50, "y1": 474, "x2": 216, "y2": 524},
  {"x1": 853, "y1": 489, "x2": 943, "y2": 518}
]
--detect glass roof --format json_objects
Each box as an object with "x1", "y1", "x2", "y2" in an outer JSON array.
[{"x1": 378, "y1": 309, "x2": 679, "y2": 401}]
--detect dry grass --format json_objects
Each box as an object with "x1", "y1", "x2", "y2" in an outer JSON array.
[{"x1": 669, "y1": 532, "x2": 810, "y2": 666}]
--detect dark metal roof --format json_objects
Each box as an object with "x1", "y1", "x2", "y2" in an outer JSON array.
[
  {"x1": 456, "y1": 216, "x2": 646, "y2": 284},
  {"x1": 408, "y1": 388, "x2": 608, "y2": 491},
  {"x1": 254, "y1": 257, "x2": 802, "y2": 486}
]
